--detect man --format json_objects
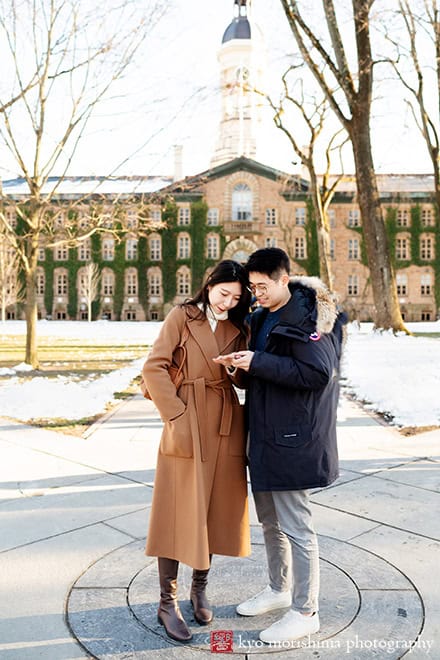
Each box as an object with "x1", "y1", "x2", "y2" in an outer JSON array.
[{"x1": 215, "y1": 248, "x2": 346, "y2": 644}]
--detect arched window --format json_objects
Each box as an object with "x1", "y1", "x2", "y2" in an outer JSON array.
[
  {"x1": 78, "y1": 238, "x2": 91, "y2": 261},
  {"x1": 206, "y1": 234, "x2": 220, "y2": 259},
  {"x1": 55, "y1": 269, "x2": 68, "y2": 295},
  {"x1": 36, "y1": 268, "x2": 45, "y2": 295},
  {"x1": 102, "y1": 237, "x2": 115, "y2": 261},
  {"x1": 101, "y1": 268, "x2": 115, "y2": 296},
  {"x1": 177, "y1": 233, "x2": 191, "y2": 259},
  {"x1": 149, "y1": 235, "x2": 162, "y2": 261},
  {"x1": 176, "y1": 267, "x2": 191, "y2": 296},
  {"x1": 396, "y1": 273, "x2": 407, "y2": 296},
  {"x1": 125, "y1": 268, "x2": 138, "y2": 296},
  {"x1": 232, "y1": 183, "x2": 252, "y2": 221},
  {"x1": 148, "y1": 268, "x2": 162, "y2": 297}
]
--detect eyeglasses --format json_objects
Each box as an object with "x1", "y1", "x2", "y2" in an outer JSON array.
[{"x1": 249, "y1": 280, "x2": 279, "y2": 296}]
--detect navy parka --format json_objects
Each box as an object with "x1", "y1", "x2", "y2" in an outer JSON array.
[{"x1": 246, "y1": 277, "x2": 347, "y2": 492}]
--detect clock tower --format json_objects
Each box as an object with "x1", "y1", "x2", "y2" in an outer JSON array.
[{"x1": 210, "y1": 0, "x2": 265, "y2": 167}]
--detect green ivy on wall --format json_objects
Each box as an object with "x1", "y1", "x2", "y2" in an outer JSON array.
[
  {"x1": 191, "y1": 199, "x2": 208, "y2": 291},
  {"x1": 296, "y1": 199, "x2": 320, "y2": 276},
  {"x1": 161, "y1": 201, "x2": 178, "y2": 303},
  {"x1": 385, "y1": 203, "x2": 440, "y2": 309}
]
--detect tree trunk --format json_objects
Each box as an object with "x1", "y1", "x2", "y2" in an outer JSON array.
[
  {"x1": 350, "y1": 116, "x2": 407, "y2": 331},
  {"x1": 24, "y1": 236, "x2": 40, "y2": 368},
  {"x1": 309, "y1": 177, "x2": 333, "y2": 288}
]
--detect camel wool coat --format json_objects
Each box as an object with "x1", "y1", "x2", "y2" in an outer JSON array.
[{"x1": 142, "y1": 304, "x2": 251, "y2": 570}]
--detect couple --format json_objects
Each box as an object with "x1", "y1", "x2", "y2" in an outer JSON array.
[{"x1": 142, "y1": 247, "x2": 346, "y2": 645}]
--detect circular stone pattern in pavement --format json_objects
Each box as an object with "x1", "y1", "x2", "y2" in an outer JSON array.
[{"x1": 67, "y1": 534, "x2": 423, "y2": 659}]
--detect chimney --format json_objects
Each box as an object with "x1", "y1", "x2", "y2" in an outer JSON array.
[{"x1": 173, "y1": 145, "x2": 183, "y2": 182}]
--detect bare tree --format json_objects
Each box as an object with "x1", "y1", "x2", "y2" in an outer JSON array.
[
  {"x1": 0, "y1": 231, "x2": 23, "y2": 321},
  {"x1": 279, "y1": 0, "x2": 407, "y2": 331},
  {"x1": 0, "y1": 0, "x2": 168, "y2": 367},
  {"x1": 267, "y1": 67, "x2": 348, "y2": 288},
  {"x1": 78, "y1": 262, "x2": 100, "y2": 322},
  {"x1": 388, "y1": 1, "x2": 440, "y2": 211}
]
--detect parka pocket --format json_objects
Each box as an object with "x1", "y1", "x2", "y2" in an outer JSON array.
[
  {"x1": 275, "y1": 424, "x2": 312, "y2": 449},
  {"x1": 160, "y1": 407, "x2": 193, "y2": 458},
  {"x1": 228, "y1": 403, "x2": 246, "y2": 457}
]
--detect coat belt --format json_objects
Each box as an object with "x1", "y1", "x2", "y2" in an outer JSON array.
[{"x1": 181, "y1": 377, "x2": 233, "y2": 462}]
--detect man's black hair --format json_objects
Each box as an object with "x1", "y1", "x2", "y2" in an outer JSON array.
[{"x1": 246, "y1": 247, "x2": 290, "y2": 279}]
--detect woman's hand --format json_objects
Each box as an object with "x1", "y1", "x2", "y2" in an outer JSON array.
[{"x1": 213, "y1": 351, "x2": 254, "y2": 372}]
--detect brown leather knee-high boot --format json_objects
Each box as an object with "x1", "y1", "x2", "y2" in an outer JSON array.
[
  {"x1": 190, "y1": 556, "x2": 213, "y2": 625},
  {"x1": 157, "y1": 557, "x2": 192, "y2": 642}
]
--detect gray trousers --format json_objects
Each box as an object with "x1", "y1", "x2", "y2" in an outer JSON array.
[{"x1": 253, "y1": 489, "x2": 319, "y2": 614}]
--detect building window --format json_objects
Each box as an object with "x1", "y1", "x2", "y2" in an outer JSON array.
[
  {"x1": 177, "y1": 268, "x2": 191, "y2": 296},
  {"x1": 328, "y1": 209, "x2": 336, "y2": 228},
  {"x1": 126, "y1": 238, "x2": 138, "y2": 261},
  {"x1": 36, "y1": 270, "x2": 45, "y2": 295},
  {"x1": 101, "y1": 269, "x2": 115, "y2": 296},
  {"x1": 126, "y1": 269, "x2": 138, "y2": 295},
  {"x1": 149, "y1": 236, "x2": 162, "y2": 261},
  {"x1": 397, "y1": 208, "x2": 409, "y2": 227},
  {"x1": 348, "y1": 209, "x2": 360, "y2": 227},
  {"x1": 396, "y1": 273, "x2": 407, "y2": 296},
  {"x1": 5, "y1": 208, "x2": 17, "y2": 228},
  {"x1": 295, "y1": 207, "x2": 306, "y2": 226},
  {"x1": 207, "y1": 208, "x2": 219, "y2": 226},
  {"x1": 38, "y1": 243, "x2": 46, "y2": 261},
  {"x1": 177, "y1": 234, "x2": 191, "y2": 259},
  {"x1": 54, "y1": 210, "x2": 67, "y2": 228},
  {"x1": 78, "y1": 238, "x2": 91, "y2": 261},
  {"x1": 232, "y1": 183, "x2": 252, "y2": 221},
  {"x1": 420, "y1": 236, "x2": 434, "y2": 260},
  {"x1": 421, "y1": 311, "x2": 432, "y2": 321},
  {"x1": 265, "y1": 237, "x2": 277, "y2": 248},
  {"x1": 102, "y1": 238, "x2": 115, "y2": 261},
  {"x1": 150, "y1": 208, "x2": 162, "y2": 223},
  {"x1": 54, "y1": 245, "x2": 68, "y2": 260},
  {"x1": 126, "y1": 209, "x2": 138, "y2": 229},
  {"x1": 78, "y1": 209, "x2": 89, "y2": 230},
  {"x1": 207, "y1": 234, "x2": 220, "y2": 259},
  {"x1": 421, "y1": 273, "x2": 432, "y2": 296},
  {"x1": 348, "y1": 238, "x2": 359, "y2": 260},
  {"x1": 330, "y1": 239, "x2": 335, "y2": 260},
  {"x1": 56, "y1": 271, "x2": 68, "y2": 295},
  {"x1": 265, "y1": 208, "x2": 277, "y2": 225},
  {"x1": 101, "y1": 211, "x2": 114, "y2": 229},
  {"x1": 178, "y1": 206, "x2": 191, "y2": 226},
  {"x1": 421, "y1": 207, "x2": 434, "y2": 227},
  {"x1": 148, "y1": 271, "x2": 162, "y2": 297},
  {"x1": 294, "y1": 236, "x2": 307, "y2": 259},
  {"x1": 396, "y1": 237, "x2": 409, "y2": 260},
  {"x1": 347, "y1": 274, "x2": 359, "y2": 296}
]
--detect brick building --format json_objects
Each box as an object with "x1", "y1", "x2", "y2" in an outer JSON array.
[{"x1": 1, "y1": 0, "x2": 438, "y2": 322}]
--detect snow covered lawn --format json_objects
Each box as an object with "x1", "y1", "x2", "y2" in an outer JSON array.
[{"x1": 0, "y1": 319, "x2": 439, "y2": 428}]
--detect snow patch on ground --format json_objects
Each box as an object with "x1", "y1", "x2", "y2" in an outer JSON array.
[{"x1": 0, "y1": 319, "x2": 439, "y2": 426}]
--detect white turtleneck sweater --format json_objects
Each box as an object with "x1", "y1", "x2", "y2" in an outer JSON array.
[{"x1": 198, "y1": 302, "x2": 228, "y2": 332}]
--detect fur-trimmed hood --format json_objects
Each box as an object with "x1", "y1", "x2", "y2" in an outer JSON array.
[{"x1": 289, "y1": 275, "x2": 338, "y2": 335}]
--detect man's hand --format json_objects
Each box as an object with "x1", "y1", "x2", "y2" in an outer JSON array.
[{"x1": 214, "y1": 351, "x2": 254, "y2": 372}]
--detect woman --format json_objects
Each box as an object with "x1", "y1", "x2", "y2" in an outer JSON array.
[{"x1": 142, "y1": 260, "x2": 251, "y2": 643}]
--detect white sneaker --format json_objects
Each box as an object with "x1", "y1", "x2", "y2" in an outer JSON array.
[
  {"x1": 259, "y1": 609, "x2": 320, "y2": 644},
  {"x1": 236, "y1": 586, "x2": 292, "y2": 616}
]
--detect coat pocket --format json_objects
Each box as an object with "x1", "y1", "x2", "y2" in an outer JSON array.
[
  {"x1": 160, "y1": 407, "x2": 193, "y2": 458},
  {"x1": 228, "y1": 403, "x2": 246, "y2": 457},
  {"x1": 275, "y1": 424, "x2": 312, "y2": 449}
]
